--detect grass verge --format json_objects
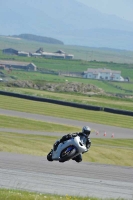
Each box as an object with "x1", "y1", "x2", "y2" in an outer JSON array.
[
  {"x1": 1, "y1": 87, "x2": 133, "y2": 111},
  {"x1": 0, "y1": 115, "x2": 80, "y2": 132},
  {"x1": 0, "y1": 132, "x2": 133, "y2": 166},
  {"x1": 0, "y1": 189, "x2": 108, "y2": 200},
  {"x1": 0, "y1": 95, "x2": 133, "y2": 129}
]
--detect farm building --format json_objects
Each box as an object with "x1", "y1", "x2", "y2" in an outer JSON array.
[
  {"x1": 55, "y1": 50, "x2": 65, "y2": 54},
  {"x1": 0, "y1": 60, "x2": 37, "y2": 71},
  {"x1": 31, "y1": 53, "x2": 42, "y2": 57},
  {"x1": 32, "y1": 48, "x2": 74, "y2": 59},
  {"x1": 2, "y1": 47, "x2": 74, "y2": 59},
  {"x1": 65, "y1": 54, "x2": 74, "y2": 59},
  {"x1": 2, "y1": 48, "x2": 18, "y2": 55},
  {"x1": 83, "y1": 68, "x2": 124, "y2": 81},
  {"x1": 41, "y1": 52, "x2": 65, "y2": 59},
  {"x1": 54, "y1": 50, "x2": 74, "y2": 59},
  {"x1": 36, "y1": 48, "x2": 44, "y2": 53},
  {"x1": 18, "y1": 51, "x2": 29, "y2": 57},
  {"x1": 27, "y1": 63, "x2": 37, "y2": 71}
]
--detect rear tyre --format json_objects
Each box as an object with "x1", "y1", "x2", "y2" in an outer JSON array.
[{"x1": 59, "y1": 147, "x2": 77, "y2": 162}]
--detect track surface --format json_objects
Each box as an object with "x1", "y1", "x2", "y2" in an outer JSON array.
[
  {"x1": 0, "y1": 152, "x2": 133, "y2": 199},
  {"x1": 0, "y1": 109, "x2": 133, "y2": 199},
  {"x1": 0, "y1": 108, "x2": 133, "y2": 138}
]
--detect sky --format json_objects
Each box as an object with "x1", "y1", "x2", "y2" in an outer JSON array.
[{"x1": 77, "y1": 0, "x2": 133, "y2": 22}]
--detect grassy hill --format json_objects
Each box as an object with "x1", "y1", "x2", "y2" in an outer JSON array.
[{"x1": 12, "y1": 34, "x2": 64, "y2": 44}]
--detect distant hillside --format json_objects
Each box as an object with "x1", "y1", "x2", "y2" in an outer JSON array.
[
  {"x1": 1, "y1": 0, "x2": 133, "y2": 50},
  {"x1": 12, "y1": 34, "x2": 64, "y2": 45}
]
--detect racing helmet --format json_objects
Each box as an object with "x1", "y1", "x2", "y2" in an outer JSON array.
[{"x1": 82, "y1": 126, "x2": 91, "y2": 136}]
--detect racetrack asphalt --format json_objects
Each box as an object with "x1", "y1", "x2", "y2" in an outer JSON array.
[
  {"x1": 0, "y1": 108, "x2": 133, "y2": 199},
  {"x1": 0, "y1": 108, "x2": 133, "y2": 138},
  {"x1": 0, "y1": 152, "x2": 133, "y2": 199}
]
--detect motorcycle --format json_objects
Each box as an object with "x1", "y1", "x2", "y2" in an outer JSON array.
[{"x1": 47, "y1": 135, "x2": 88, "y2": 162}]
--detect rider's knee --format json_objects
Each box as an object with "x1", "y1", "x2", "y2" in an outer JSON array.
[{"x1": 73, "y1": 154, "x2": 82, "y2": 163}]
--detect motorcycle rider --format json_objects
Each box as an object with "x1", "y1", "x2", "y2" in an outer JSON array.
[{"x1": 53, "y1": 126, "x2": 91, "y2": 163}]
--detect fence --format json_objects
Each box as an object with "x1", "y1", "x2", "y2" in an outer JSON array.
[{"x1": 0, "y1": 91, "x2": 133, "y2": 116}]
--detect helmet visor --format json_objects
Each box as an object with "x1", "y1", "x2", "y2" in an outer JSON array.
[{"x1": 84, "y1": 130, "x2": 90, "y2": 136}]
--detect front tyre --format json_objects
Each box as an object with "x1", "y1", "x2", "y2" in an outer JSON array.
[
  {"x1": 59, "y1": 147, "x2": 77, "y2": 162},
  {"x1": 47, "y1": 150, "x2": 53, "y2": 161}
]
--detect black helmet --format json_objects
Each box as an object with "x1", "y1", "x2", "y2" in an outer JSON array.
[{"x1": 82, "y1": 126, "x2": 91, "y2": 136}]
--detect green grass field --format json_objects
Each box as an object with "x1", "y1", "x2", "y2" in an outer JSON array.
[
  {"x1": 0, "y1": 95, "x2": 133, "y2": 129},
  {"x1": 1, "y1": 87, "x2": 133, "y2": 111},
  {"x1": 0, "y1": 189, "x2": 104, "y2": 200},
  {"x1": 1, "y1": 49, "x2": 133, "y2": 80},
  {"x1": 0, "y1": 114, "x2": 79, "y2": 132},
  {"x1": 0, "y1": 95, "x2": 133, "y2": 166},
  {"x1": 1, "y1": 53, "x2": 133, "y2": 96},
  {"x1": 0, "y1": 131, "x2": 133, "y2": 166},
  {"x1": 1, "y1": 68, "x2": 133, "y2": 97}
]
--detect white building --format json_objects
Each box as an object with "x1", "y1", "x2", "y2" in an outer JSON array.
[{"x1": 83, "y1": 68, "x2": 124, "y2": 81}]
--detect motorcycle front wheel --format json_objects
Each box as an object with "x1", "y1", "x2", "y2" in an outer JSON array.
[
  {"x1": 47, "y1": 150, "x2": 53, "y2": 161},
  {"x1": 59, "y1": 147, "x2": 77, "y2": 162}
]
